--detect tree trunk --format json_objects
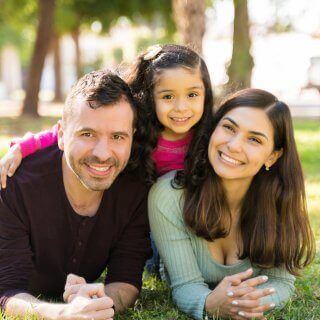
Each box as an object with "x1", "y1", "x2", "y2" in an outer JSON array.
[
  {"x1": 52, "y1": 32, "x2": 63, "y2": 102},
  {"x1": 227, "y1": 0, "x2": 254, "y2": 90},
  {"x1": 71, "y1": 27, "x2": 82, "y2": 80},
  {"x1": 172, "y1": 0, "x2": 206, "y2": 54},
  {"x1": 22, "y1": 0, "x2": 55, "y2": 117}
]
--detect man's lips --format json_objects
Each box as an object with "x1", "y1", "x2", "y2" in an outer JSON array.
[
  {"x1": 218, "y1": 151, "x2": 244, "y2": 166},
  {"x1": 85, "y1": 164, "x2": 113, "y2": 176}
]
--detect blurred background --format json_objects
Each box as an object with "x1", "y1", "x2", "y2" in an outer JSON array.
[{"x1": 0, "y1": 0, "x2": 319, "y2": 118}]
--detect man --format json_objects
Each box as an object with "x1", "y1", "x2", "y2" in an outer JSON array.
[{"x1": 0, "y1": 70, "x2": 151, "y2": 319}]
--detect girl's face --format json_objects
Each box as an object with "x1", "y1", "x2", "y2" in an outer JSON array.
[
  {"x1": 153, "y1": 67, "x2": 205, "y2": 141},
  {"x1": 208, "y1": 107, "x2": 282, "y2": 185}
]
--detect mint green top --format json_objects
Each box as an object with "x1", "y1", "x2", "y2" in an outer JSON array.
[{"x1": 148, "y1": 172, "x2": 295, "y2": 320}]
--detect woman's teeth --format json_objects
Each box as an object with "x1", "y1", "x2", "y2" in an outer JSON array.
[{"x1": 220, "y1": 152, "x2": 243, "y2": 165}]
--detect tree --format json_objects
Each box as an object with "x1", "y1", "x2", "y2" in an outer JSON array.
[
  {"x1": 227, "y1": 0, "x2": 253, "y2": 89},
  {"x1": 172, "y1": 0, "x2": 206, "y2": 53},
  {"x1": 22, "y1": 0, "x2": 55, "y2": 117}
]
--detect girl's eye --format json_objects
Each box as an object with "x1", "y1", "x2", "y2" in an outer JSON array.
[
  {"x1": 162, "y1": 94, "x2": 173, "y2": 100},
  {"x1": 188, "y1": 92, "x2": 199, "y2": 98},
  {"x1": 249, "y1": 137, "x2": 262, "y2": 144},
  {"x1": 222, "y1": 124, "x2": 235, "y2": 133}
]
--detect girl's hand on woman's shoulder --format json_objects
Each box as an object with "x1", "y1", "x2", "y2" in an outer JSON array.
[
  {"x1": 0, "y1": 144, "x2": 22, "y2": 189},
  {"x1": 205, "y1": 268, "x2": 276, "y2": 319}
]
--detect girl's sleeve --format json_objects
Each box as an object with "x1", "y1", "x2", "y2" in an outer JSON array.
[
  {"x1": 148, "y1": 173, "x2": 212, "y2": 320},
  {"x1": 10, "y1": 124, "x2": 58, "y2": 158},
  {"x1": 257, "y1": 267, "x2": 295, "y2": 309}
]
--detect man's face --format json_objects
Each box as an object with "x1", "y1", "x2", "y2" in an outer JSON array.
[{"x1": 59, "y1": 99, "x2": 134, "y2": 191}]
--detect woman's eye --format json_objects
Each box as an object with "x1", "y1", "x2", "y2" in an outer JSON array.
[
  {"x1": 249, "y1": 137, "x2": 262, "y2": 144},
  {"x1": 223, "y1": 124, "x2": 235, "y2": 132}
]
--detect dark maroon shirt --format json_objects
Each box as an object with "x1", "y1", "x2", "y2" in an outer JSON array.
[{"x1": 0, "y1": 145, "x2": 151, "y2": 310}]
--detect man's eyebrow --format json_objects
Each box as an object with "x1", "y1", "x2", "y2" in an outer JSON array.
[
  {"x1": 223, "y1": 117, "x2": 269, "y2": 140},
  {"x1": 76, "y1": 127, "x2": 96, "y2": 133}
]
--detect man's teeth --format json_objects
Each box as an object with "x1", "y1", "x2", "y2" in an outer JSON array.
[
  {"x1": 220, "y1": 152, "x2": 242, "y2": 165},
  {"x1": 171, "y1": 117, "x2": 189, "y2": 122},
  {"x1": 89, "y1": 165, "x2": 110, "y2": 172}
]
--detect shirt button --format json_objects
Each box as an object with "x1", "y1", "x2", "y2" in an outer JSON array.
[
  {"x1": 78, "y1": 241, "x2": 82, "y2": 246},
  {"x1": 82, "y1": 221, "x2": 86, "y2": 226},
  {"x1": 72, "y1": 258, "x2": 77, "y2": 263}
]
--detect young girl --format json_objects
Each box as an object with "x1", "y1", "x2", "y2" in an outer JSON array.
[
  {"x1": 148, "y1": 88, "x2": 315, "y2": 319},
  {"x1": 0, "y1": 44, "x2": 214, "y2": 187}
]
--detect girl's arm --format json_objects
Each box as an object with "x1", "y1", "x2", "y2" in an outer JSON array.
[
  {"x1": 0, "y1": 124, "x2": 58, "y2": 189},
  {"x1": 10, "y1": 124, "x2": 58, "y2": 158}
]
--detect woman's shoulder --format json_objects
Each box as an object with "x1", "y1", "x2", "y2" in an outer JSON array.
[
  {"x1": 148, "y1": 171, "x2": 184, "y2": 219},
  {"x1": 149, "y1": 171, "x2": 183, "y2": 199}
]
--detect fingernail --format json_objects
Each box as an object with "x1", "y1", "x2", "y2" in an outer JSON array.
[
  {"x1": 227, "y1": 291, "x2": 234, "y2": 297},
  {"x1": 262, "y1": 276, "x2": 268, "y2": 281},
  {"x1": 247, "y1": 268, "x2": 253, "y2": 272},
  {"x1": 269, "y1": 288, "x2": 275, "y2": 293},
  {"x1": 231, "y1": 300, "x2": 238, "y2": 305},
  {"x1": 270, "y1": 303, "x2": 276, "y2": 308},
  {"x1": 238, "y1": 311, "x2": 245, "y2": 316}
]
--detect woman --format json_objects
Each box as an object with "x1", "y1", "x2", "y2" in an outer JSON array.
[{"x1": 148, "y1": 88, "x2": 315, "y2": 320}]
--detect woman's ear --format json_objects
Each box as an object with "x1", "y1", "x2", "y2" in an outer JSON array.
[
  {"x1": 265, "y1": 148, "x2": 283, "y2": 169},
  {"x1": 57, "y1": 120, "x2": 64, "y2": 151}
]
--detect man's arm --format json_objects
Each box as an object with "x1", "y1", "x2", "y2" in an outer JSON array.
[
  {"x1": 105, "y1": 282, "x2": 138, "y2": 313},
  {"x1": 5, "y1": 286, "x2": 114, "y2": 320}
]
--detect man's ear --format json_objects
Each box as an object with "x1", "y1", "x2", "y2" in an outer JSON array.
[
  {"x1": 265, "y1": 148, "x2": 283, "y2": 168},
  {"x1": 57, "y1": 120, "x2": 64, "y2": 151}
]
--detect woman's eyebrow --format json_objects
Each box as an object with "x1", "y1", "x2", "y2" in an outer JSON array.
[{"x1": 223, "y1": 117, "x2": 269, "y2": 140}]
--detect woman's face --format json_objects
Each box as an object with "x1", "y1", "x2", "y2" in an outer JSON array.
[{"x1": 208, "y1": 107, "x2": 281, "y2": 184}]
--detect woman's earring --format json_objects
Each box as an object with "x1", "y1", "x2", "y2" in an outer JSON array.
[{"x1": 265, "y1": 165, "x2": 270, "y2": 171}]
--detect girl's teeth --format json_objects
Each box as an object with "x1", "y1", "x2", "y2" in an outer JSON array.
[
  {"x1": 171, "y1": 117, "x2": 189, "y2": 122},
  {"x1": 220, "y1": 153, "x2": 242, "y2": 165}
]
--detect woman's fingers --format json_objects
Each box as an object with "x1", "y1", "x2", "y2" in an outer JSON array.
[{"x1": 224, "y1": 268, "x2": 254, "y2": 287}]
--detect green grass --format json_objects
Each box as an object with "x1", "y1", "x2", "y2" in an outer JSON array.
[{"x1": 0, "y1": 117, "x2": 319, "y2": 319}]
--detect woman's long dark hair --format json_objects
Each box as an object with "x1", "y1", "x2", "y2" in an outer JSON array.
[
  {"x1": 174, "y1": 88, "x2": 315, "y2": 275},
  {"x1": 125, "y1": 44, "x2": 214, "y2": 184}
]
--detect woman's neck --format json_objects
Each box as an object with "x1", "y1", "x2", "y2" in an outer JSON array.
[{"x1": 222, "y1": 178, "x2": 252, "y2": 215}]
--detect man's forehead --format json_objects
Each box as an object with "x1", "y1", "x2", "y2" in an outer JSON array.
[{"x1": 69, "y1": 99, "x2": 134, "y2": 131}]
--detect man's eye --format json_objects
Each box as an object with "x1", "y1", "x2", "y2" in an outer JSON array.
[
  {"x1": 113, "y1": 135, "x2": 124, "y2": 141},
  {"x1": 82, "y1": 132, "x2": 93, "y2": 138}
]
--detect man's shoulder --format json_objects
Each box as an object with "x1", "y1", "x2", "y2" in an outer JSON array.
[{"x1": 8, "y1": 144, "x2": 62, "y2": 187}]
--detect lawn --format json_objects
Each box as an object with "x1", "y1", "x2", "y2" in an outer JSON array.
[{"x1": 0, "y1": 117, "x2": 319, "y2": 320}]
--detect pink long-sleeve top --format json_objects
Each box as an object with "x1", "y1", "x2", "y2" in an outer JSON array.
[{"x1": 13, "y1": 125, "x2": 192, "y2": 176}]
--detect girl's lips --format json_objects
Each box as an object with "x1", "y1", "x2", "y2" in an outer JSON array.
[{"x1": 169, "y1": 116, "x2": 192, "y2": 125}]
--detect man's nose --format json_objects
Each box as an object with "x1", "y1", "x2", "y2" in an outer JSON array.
[{"x1": 92, "y1": 139, "x2": 113, "y2": 161}]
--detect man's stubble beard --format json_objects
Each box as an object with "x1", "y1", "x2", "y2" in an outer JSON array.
[{"x1": 68, "y1": 154, "x2": 128, "y2": 192}]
